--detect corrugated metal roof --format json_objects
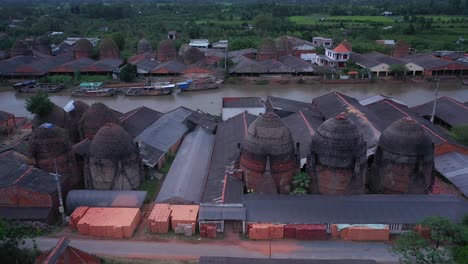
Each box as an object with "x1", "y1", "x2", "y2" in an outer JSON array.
[
  {"x1": 202, "y1": 112, "x2": 256, "y2": 203},
  {"x1": 228, "y1": 48, "x2": 257, "y2": 58},
  {"x1": 229, "y1": 55, "x2": 267, "y2": 74},
  {"x1": 350, "y1": 52, "x2": 382, "y2": 68},
  {"x1": 199, "y1": 205, "x2": 246, "y2": 221},
  {"x1": 267, "y1": 96, "x2": 315, "y2": 117},
  {"x1": 363, "y1": 52, "x2": 406, "y2": 66},
  {"x1": 245, "y1": 194, "x2": 468, "y2": 224},
  {"x1": 435, "y1": 152, "x2": 468, "y2": 197},
  {"x1": 0, "y1": 207, "x2": 52, "y2": 221},
  {"x1": 156, "y1": 127, "x2": 215, "y2": 204},
  {"x1": 120, "y1": 106, "x2": 163, "y2": 139},
  {"x1": 359, "y1": 95, "x2": 408, "y2": 107},
  {"x1": 278, "y1": 55, "x2": 315, "y2": 72},
  {"x1": 410, "y1": 96, "x2": 468, "y2": 127},
  {"x1": 135, "y1": 107, "x2": 192, "y2": 167},
  {"x1": 66, "y1": 190, "x2": 147, "y2": 213},
  {"x1": 0, "y1": 151, "x2": 63, "y2": 194},
  {"x1": 222, "y1": 97, "x2": 264, "y2": 108}
]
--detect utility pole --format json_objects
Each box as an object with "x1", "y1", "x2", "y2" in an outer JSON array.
[
  {"x1": 51, "y1": 160, "x2": 66, "y2": 224},
  {"x1": 430, "y1": 77, "x2": 439, "y2": 123}
]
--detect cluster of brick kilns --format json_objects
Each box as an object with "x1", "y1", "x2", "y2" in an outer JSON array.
[
  {"x1": 70, "y1": 206, "x2": 141, "y2": 239},
  {"x1": 147, "y1": 203, "x2": 199, "y2": 236},
  {"x1": 239, "y1": 111, "x2": 434, "y2": 195}
]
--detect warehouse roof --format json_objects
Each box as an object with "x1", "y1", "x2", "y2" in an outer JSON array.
[
  {"x1": 278, "y1": 55, "x2": 315, "y2": 72},
  {"x1": 245, "y1": 194, "x2": 468, "y2": 224},
  {"x1": 350, "y1": 52, "x2": 382, "y2": 68},
  {"x1": 258, "y1": 59, "x2": 293, "y2": 73},
  {"x1": 410, "y1": 96, "x2": 468, "y2": 127},
  {"x1": 400, "y1": 54, "x2": 463, "y2": 70},
  {"x1": 266, "y1": 96, "x2": 315, "y2": 117},
  {"x1": 0, "y1": 151, "x2": 63, "y2": 194},
  {"x1": 200, "y1": 257, "x2": 377, "y2": 264},
  {"x1": 202, "y1": 112, "x2": 256, "y2": 203},
  {"x1": 228, "y1": 48, "x2": 257, "y2": 58},
  {"x1": 156, "y1": 127, "x2": 215, "y2": 204},
  {"x1": 223, "y1": 97, "x2": 264, "y2": 108},
  {"x1": 0, "y1": 207, "x2": 52, "y2": 222},
  {"x1": 312, "y1": 92, "x2": 384, "y2": 153},
  {"x1": 363, "y1": 52, "x2": 406, "y2": 66},
  {"x1": 229, "y1": 55, "x2": 267, "y2": 74},
  {"x1": 135, "y1": 107, "x2": 192, "y2": 167},
  {"x1": 81, "y1": 58, "x2": 123, "y2": 72},
  {"x1": 0, "y1": 52, "x2": 74, "y2": 76},
  {"x1": 120, "y1": 106, "x2": 163, "y2": 138},
  {"x1": 187, "y1": 111, "x2": 219, "y2": 133},
  {"x1": 434, "y1": 151, "x2": 468, "y2": 197},
  {"x1": 151, "y1": 59, "x2": 187, "y2": 74}
]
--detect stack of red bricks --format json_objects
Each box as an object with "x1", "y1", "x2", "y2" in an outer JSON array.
[
  {"x1": 200, "y1": 223, "x2": 217, "y2": 238},
  {"x1": 69, "y1": 206, "x2": 89, "y2": 230},
  {"x1": 148, "y1": 203, "x2": 171, "y2": 234},
  {"x1": 284, "y1": 224, "x2": 327, "y2": 240},
  {"x1": 331, "y1": 224, "x2": 390, "y2": 241},
  {"x1": 268, "y1": 224, "x2": 284, "y2": 239},
  {"x1": 248, "y1": 224, "x2": 270, "y2": 240}
]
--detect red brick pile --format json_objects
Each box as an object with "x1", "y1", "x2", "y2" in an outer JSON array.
[
  {"x1": 248, "y1": 224, "x2": 270, "y2": 240},
  {"x1": 283, "y1": 224, "x2": 327, "y2": 240},
  {"x1": 200, "y1": 223, "x2": 217, "y2": 238},
  {"x1": 331, "y1": 224, "x2": 390, "y2": 241},
  {"x1": 268, "y1": 224, "x2": 284, "y2": 239},
  {"x1": 148, "y1": 204, "x2": 171, "y2": 234},
  {"x1": 170, "y1": 205, "x2": 199, "y2": 232},
  {"x1": 76, "y1": 207, "x2": 141, "y2": 239},
  {"x1": 70, "y1": 206, "x2": 89, "y2": 230}
]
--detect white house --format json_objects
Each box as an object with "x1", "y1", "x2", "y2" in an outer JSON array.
[
  {"x1": 189, "y1": 39, "x2": 210, "y2": 49},
  {"x1": 316, "y1": 40, "x2": 351, "y2": 69}
]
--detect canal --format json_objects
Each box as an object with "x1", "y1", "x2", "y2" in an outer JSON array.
[{"x1": 1, "y1": 81, "x2": 467, "y2": 117}]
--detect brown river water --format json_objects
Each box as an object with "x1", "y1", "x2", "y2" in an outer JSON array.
[{"x1": 1, "y1": 81, "x2": 467, "y2": 117}]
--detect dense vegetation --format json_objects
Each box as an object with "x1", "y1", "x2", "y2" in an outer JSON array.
[
  {"x1": 393, "y1": 216, "x2": 468, "y2": 264},
  {"x1": 0, "y1": 1, "x2": 467, "y2": 59}
]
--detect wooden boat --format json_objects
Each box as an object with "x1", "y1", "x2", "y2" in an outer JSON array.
[
  {"x1": 72, "y1": 88, "x2": 114, "y2": 97},
  {"x1": 176, "y1": 78, "x2": 223, "y2": 91},
  {"x1": 72, "y1": 82, "x2": 114, "y2": 97},
  {"x1": 125, "y1": 82, "x2": 175, "y2": 96},
  {"x1": 14, "y1": 80, "x2": 64, "y2": 93}
]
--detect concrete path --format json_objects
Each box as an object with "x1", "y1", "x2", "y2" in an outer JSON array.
[{"x1": 24, "y1": 237, "x2": 399, "y2": 263}]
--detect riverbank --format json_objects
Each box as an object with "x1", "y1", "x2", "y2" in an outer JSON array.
[{"x1": 1, "y1": 79, "x2": 466, "y2": 118}]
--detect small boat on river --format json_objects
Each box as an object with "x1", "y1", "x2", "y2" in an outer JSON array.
[
  {"x1": 176, "y1": 78, "x2": 223, "y2": 91},
  {"x1": 72, "y1": 82, "x2": 114, "y2": 97},
  {"x1": 125, "y1": 82, "x2": 175, "y2": 96},
  {"x1": 13, "y1": 80, "x2": 64, "y2": 93}
]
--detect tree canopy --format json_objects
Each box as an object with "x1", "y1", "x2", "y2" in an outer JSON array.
[{"x1": 25, "y1": 92, "x2": 54, "y2": 117}]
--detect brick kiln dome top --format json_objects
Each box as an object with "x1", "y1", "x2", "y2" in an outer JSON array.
[
  {"x1": 258, "y1": 39, "x2": 277, "y2": 55},
  {"x1": 178, "y1": 44, "x2": 204, "y2": 65},
  {"x1": 378, "y1": 117, "x2": 433, "y2": 157},
  {"x1": 29, "y1": 126, "x2": 70, "y2": 158},
  {"x1": 157, "y1": 39, "x2": 177, "y2": 61},
  {"x1": 74, "y1": 38, "x2": 93, "y2": 58},
  {"x1": 32, "y1": 104, "x2": 68, "y2": 129},
  {"x1": 137, "y1": 38, "x2": 152, "y2": 54},
  {"x1": 90, "y1": 123, "x2": 137, "y2": 160},
  {"x1": 99, "y1": 38, "x2": 120, "y2": 59},
  {"x1": 34, "y1": 37, "x2": 52, "y2": 55},
  {"x1": 11, "y1": 40, "x2": 33, "y2": 57},
  {"x1": 311, "y1": 115, "x2": 366, "y2": 168},
  {"x1": 80, "y1": 103, "x2": 120, "y2": 139},
  {"x1": 243, "y1": 111, "x2": 295, "y2": 158}
]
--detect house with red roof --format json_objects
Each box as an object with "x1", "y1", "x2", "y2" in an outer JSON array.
[{"x1": 316, "y1": 40, "x2": 352, "y2": 69}]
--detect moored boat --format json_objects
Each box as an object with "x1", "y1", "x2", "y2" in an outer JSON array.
[
  {"x1": 13, "y1": 80, "x2": 64, "y2": 93},
  {"x1": 125, "y1": 82, "x2": 175, "y2": 96},
  {"x1": 72, "y1": 82, "x2": 115, "y2": 97},
  {"x1": 176, "y1": 78, "x2": 223, "y2": 91}
]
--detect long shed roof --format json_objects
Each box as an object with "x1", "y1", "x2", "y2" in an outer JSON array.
[
  {"x1": 245, "y1": 194, "x2": 468, "y2": 224},
  {"x1": 410, "y1": 96, "x2": 468, "y2": 127},
  {"x1": 156, "y1": 127, "x2": 215, "y2": 204}
]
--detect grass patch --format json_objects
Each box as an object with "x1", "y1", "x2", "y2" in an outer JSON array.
[
  {"x1": 102, "y1": 257, "x2": 198, "y2": 264},
  {"x1": 138, "y1": 178, "x2": 161, "y2": 203},
  {"x1": 328, "y1": 15, "x2": 397, "y2": 23},
  {"x1": 160, "y1": 153, "x2": 175, "y2": 175}
]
